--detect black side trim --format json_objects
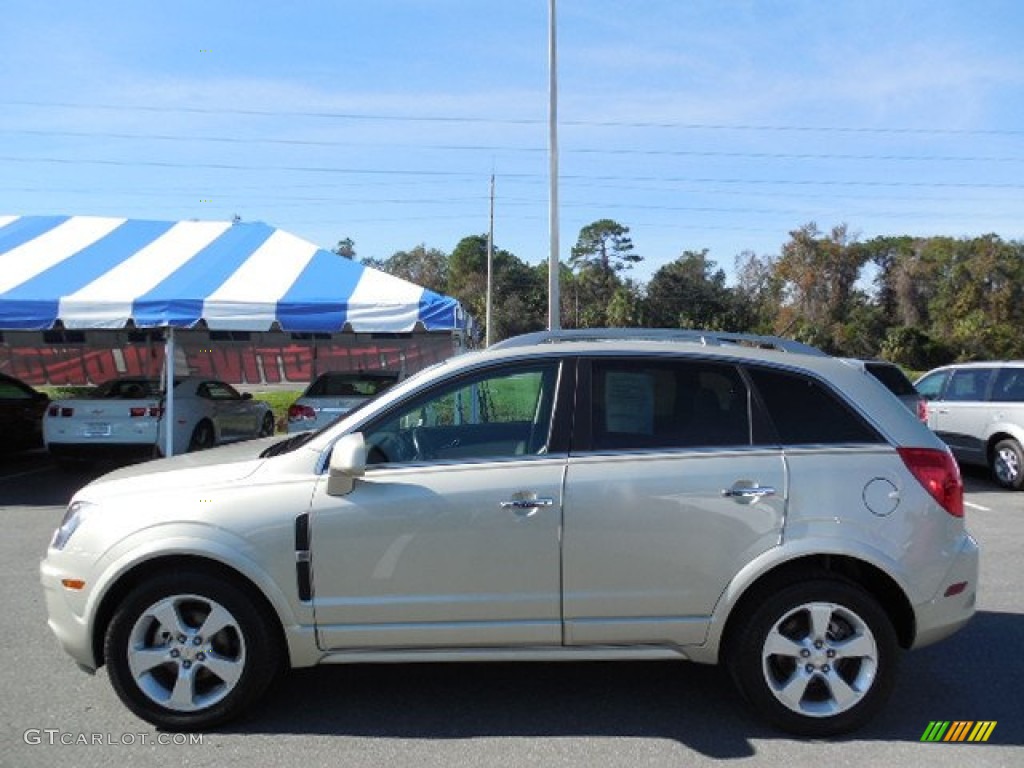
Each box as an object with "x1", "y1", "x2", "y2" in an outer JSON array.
[{"x1": 294, "y1": 513, "x2": 312, "y2": 601}]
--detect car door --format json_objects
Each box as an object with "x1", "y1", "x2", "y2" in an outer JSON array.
[
  {"x1": 562, "y1": 357, "x2": 787, "y2": 648},
  {"x1": 925, "y1": 368, "x2": 995, "y2": 464},
  {"x1": 310, "y1": 358, "x2": 570, "y2": 650},
  {"x1": 198, "y1": 381, "x2": 250, "y2": 439}
]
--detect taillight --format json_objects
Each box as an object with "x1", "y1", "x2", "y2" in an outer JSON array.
[
  {"x1": 917, "y1": 399, "x2": 928, "y2": 422},
  {"x1": 898, "y1": 447, "x2": 964, "y2": 518},
  {"x1": 129, "y1": 407, "x2": 146, "y2": 418},
  {"x1": 288, "y1": 403, "x2": 316, "y2": 422}
]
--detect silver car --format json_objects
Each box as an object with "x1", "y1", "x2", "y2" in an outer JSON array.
[
  {"x1": 286, "y1": 371, "x2": 401, "y2": 433},
  {"x1": 915, "y1": 361, "x2": 1024, "y2": 490},
  {"x1": 41, "y1": 331, "x2": 978, "y2": 737}
]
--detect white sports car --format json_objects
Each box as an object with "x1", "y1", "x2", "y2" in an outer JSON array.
[{"x1": 44, "y1": 376, "x2": 274, "y2": 464}]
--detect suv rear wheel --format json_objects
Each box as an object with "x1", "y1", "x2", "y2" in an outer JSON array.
[{"x1": 728, "y1": 578, "x2": 898, "y2": 737}]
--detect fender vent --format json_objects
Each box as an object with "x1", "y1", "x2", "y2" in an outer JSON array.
[{"x1": 294, "y1": 513, "x2": 312, "y2": 601}]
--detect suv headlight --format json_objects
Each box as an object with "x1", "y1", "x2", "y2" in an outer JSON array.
[{"x1": 51, "y1": 500, "x2": 94, "y2": 551}]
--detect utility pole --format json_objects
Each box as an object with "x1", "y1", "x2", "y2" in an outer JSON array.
[
  {"x1": 548, "y1": 0, "x2": 561, "y2": 330},
  {"x1": 486, "y1": 173, "x2": 495, "y2": 347}
]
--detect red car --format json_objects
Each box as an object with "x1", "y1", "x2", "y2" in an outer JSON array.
[{"x1": 0, "y1": 372, "x2": 50, "y2": 452}]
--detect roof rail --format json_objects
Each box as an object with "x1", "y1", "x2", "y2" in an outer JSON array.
[{"x1": 489, "y1": 328, "x2": 827, "y2": 356}]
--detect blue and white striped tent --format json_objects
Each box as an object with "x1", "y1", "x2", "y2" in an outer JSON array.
[{"x1": 0, "y1": 215, "x2": 465, "y2": 333}]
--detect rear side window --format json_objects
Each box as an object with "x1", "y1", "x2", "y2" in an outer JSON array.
[
  {"x1": 992, "y1": 367, "x2": 1024, "y2": 403},
  {"x1": 746, "y1": 367, "x2": 883, "y2": 445},
  {"x1": 865, "y1": 362, "x2": 915, "y2": 396},
  {"x1": 589, "y1": 359, "x2": 750, "y2": 450}
]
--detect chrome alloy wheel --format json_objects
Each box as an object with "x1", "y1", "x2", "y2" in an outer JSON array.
[
  {"x1": 761, "y1": 601, "x2": 879, "y2": 718},
  {"x1": 126, "y1": 594, "x2": 247, "y2": 712},
  {"x1": 994, "y1": 444, "x2": 1021, "y2": 486}
]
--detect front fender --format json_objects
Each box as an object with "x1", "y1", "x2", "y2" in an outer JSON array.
[{"x1": 81, "y1": 522, "x2": 312, "y2": 667}]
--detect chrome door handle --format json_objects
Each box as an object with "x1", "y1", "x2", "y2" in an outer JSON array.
[
  {"x1": 722, "y1": 485, "x2": 776, "y2": 499},
  {"x1": 500, "y1": 497, "x2": 555, "y2": 510}
]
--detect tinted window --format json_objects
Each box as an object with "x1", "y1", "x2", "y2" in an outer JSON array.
[
  {"x1": 945, "y1": 369, "x2": 994, "y2": 402},
  {"x1": 747, "y1": 367, "x2": 883, "y2": 445},
  {"x1": 865, "y1": 362, "x2": 916, "y2": 396},
  {"x1": 992, "y1": 367, "x2": 1024, "y2": 403},
  {"x1": 589, "y1": 359, "x2": 750, "y2": 450}
]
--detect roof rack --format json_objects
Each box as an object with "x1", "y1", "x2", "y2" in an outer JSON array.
[{"x1": 489, "y1": 328, "x2": 827, "y2": 356}]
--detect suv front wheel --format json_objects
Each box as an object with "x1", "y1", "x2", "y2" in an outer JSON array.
[
  {"x1": 728, "y1": 578, "x2": 898, "y2": 737},
  {"x1": 992, "y1": 438, "x2": 1024, "y2": 490},
  {"x1": 104, "y1": 571, "x2": 281, "y2": 730}
]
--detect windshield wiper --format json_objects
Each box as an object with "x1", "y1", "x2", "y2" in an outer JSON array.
[{"x1": 260, "y1": 431, "x2": 316, "y2": 458}]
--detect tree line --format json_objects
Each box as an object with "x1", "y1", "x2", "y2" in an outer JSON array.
[{"x1": 339, "y1": 220, "x2": 1024, "y2": 369}]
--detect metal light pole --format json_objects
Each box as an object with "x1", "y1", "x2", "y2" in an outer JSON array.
[
  {"x1": 548, "y1": 0, "x2": 561, "y2": 330},
  {"x1": 486, "y1": 174, "x2": 495, "y2": 346}
]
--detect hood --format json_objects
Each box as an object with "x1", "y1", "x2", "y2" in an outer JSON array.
[{"x1": 81, "y1": 436, "x2": 284, "y2": 497}]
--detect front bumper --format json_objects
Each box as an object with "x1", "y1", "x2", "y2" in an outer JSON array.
[
  {"x1": 913, "y1": 532, "x2": 980, "y2": 649},
  {"x1": 40, "y1": 556, "x2": 97, "y2": 672}
]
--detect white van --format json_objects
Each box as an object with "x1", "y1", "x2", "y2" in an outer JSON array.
[{"x1": 915, "y1": 361, "x2": 1024, "y2": 489}]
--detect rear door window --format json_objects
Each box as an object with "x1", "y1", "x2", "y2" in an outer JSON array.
[{"x1": 587, "y1": 358, "x2": 751, "y2": 450}]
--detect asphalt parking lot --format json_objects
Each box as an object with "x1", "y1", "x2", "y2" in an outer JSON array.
[{"x1": 0, "y1": 451, "x2": 1020, "y2": 768}]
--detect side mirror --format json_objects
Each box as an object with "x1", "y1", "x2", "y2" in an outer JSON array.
[
  {"x1": 327, "y1": 432, "x2": 367, "y2": 496},
  {"x1": 241, "y1": 392, "x2": 253, "y2": 400}
]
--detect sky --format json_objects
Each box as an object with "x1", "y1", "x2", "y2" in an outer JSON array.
[{"x1": 2, "y1": 1, "x2": 1023, "y2": 285}]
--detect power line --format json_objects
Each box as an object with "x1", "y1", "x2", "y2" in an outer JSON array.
[
  {"x1": 4, "y1": 99, "x2": 1024, "y2": 136},
  {"x1": 3, "y1": 128, "x2": 1020, "y2": 163},
  {"x1": 6, "y1": 155, "x2": 1024, "y2": 189}
]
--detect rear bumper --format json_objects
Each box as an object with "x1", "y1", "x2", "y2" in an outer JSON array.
[{"x1": 913, "y1": 532, "x2": 980, "y2": 649}]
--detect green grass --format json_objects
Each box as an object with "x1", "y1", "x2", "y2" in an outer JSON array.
[{"x1": 249, "y1": 390, "x2": 302, "y2": 432}]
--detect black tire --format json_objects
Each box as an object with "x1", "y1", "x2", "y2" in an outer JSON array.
[
  {"x1": 188, "y1": 420, "x2": 215, "y2": 451},
  {"x1": 727, "y1": 578, "x2": 898, "y2": 737},
  {"x1": 259, "y1": 412, "x2": 276, "y2": 437},
  {"x1": 992, "y1": 438, "x2": 1024, "y2": 490},
  {"x1": 103, "y1": 570, "x2": 281, "y2": 730}
]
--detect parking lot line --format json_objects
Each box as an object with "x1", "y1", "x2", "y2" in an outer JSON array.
[
  {"x1": 964, "y1": 501, "x2": 991, "y2": 512},
  {"x1": 0, "y1": 467, "x2": 50, "y2": 483}
]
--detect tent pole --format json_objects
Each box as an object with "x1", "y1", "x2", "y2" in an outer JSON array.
[{"x1": 164, "y1": 327, "x2": 176, "y2": 457}]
